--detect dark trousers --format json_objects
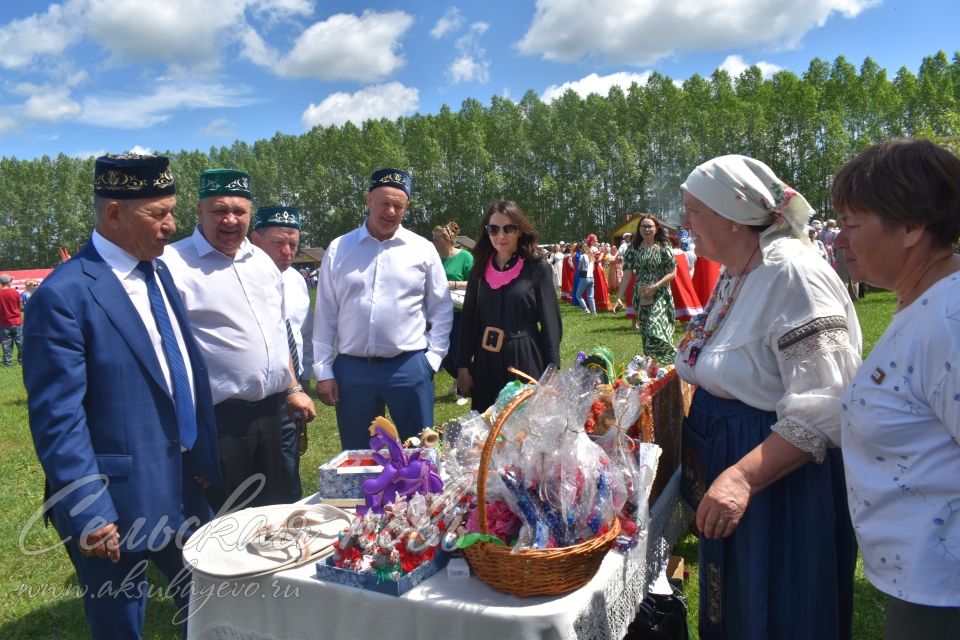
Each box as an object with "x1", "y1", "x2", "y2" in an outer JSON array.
[
  {"x1": 333, "y1": 351, "x2": 434, "y2": 450},
  {"x1": 884, "y1": 596, "x2": 960, "y2": 640},
  {"x1": 50, "y1": 461, "x2": 201, "y2": 640},
  {"x1": 212, "y1": 394, "x2": 284, "y2": 511},
  {"x1": 0, "y1": 323, "x2": 22, "y2": 365},
  {"x1": 278, "y1": 414, "x2": 303, "y2": 502}
]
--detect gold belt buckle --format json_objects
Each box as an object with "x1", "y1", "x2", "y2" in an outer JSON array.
[{"x1": 481, "y1": 327, "x2": 505, "y2": 353}]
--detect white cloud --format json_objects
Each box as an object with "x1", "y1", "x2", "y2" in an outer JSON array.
[
  {"x1": 447, "y1": 21, "x2": 490, "y2": 84},
  {"x1": 79, "y1": 82, "x2": 257, "y2": 128},
  {"x1": 301, "y1": 82, "x2": 419, "y2": 129},
  {"x1": 249, "y1": 0, "x2": 313, "y2": 22},
  {"x1": 542, "y1": 71, "x2": 652, "y2": 102},
  {"x1": 85, "y1": 0, "x2": 247, "y2": 65},
  {"x1": 0, "y1": 115, "x2": 17, "y2": 136},
  {"x1": 127, "y1": 144, "x2": 153, "y2": 155},
  {"x1": 11, "y1": 82, "x2": 85, "y2": 123},
  {"x1": 198, "y1": 117, "x2": 236, "y2": 137},
  {"x1": 718, "y1": 54, "x2": 783, "y2": 79},
  {"x1": 517, "y1": 0, "x2": 879, "y2": 65},
  {"x1": 65, "y1": 69, "x2": 90, "y2": 87},
  {"x1": 2, "y1": 2, "x2": 411, "y2": 84},
  {"x1": 0, "y1": 0, "x2": 311, "y2": 71},
  {"x1": 450, "y1": 55, "x2": 486, "y2": 83},
  {"x1": 24, "y1": 87, "x2": 83, "y2": 122},
  {"x1": 456, "y1": 20, "x2": 489, "y2": 45},
  {"x1": 237, "y1": 25, "x2": 279, "y2": 68},
  {"x1": 431, "y1": 7, "x2": 464, "y2": 39},
  {"x1": 244, "y1": 11, "x2": 414, "y2": 82},
  {"x1": 71, "y1": 148, "x2": 108, "y2": 159},
  {"x1": 0, "y1": 0, "x2": 85, "y2": 69}
]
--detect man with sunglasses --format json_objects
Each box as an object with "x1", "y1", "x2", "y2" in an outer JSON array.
[{"x1": 311, "y1": 169, "x2": 453, "y2": 449}]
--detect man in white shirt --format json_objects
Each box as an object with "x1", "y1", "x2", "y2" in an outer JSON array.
[
  {"x1": 312, "y1": 168, "x2": 453, "y2": 449},
  {"x1": 251, "y1": 205, "x2": 311, "y2": 502},
  {"x1": 164, "y1": 168, "x2": 315, "y2": 510},
  {"x1": 617, "y1": 232, "x2": 632, "y2": 256}
]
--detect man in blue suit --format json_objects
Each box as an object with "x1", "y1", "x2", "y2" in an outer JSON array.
[{"x1": 23, "y1": 154, "x2": 221, "y2": 639}]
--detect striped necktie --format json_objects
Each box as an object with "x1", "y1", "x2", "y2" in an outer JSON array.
[
  {"x1": 136, "y1": 261, "x2": 197, "y2": 450},
  {"x1": 286, "y1": 319, "x2": 300, "y2": 375}
]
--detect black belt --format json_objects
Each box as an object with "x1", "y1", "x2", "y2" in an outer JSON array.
[
  {"x1": 482, "y1": 327, "x2": 534, "y2": 353},
  {"x1": 339, "y1": 350, "x2": 423, "y2": 364}
]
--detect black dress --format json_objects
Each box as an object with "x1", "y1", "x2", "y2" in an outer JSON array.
[{"x1": 458, "y1": 255, "x2": 562, "y2": 411}]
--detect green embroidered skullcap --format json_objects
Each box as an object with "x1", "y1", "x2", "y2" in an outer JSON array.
[
  {"x1": 254, "y1": 206, "x2": 301, "y2": 231},
  {"x1": 198, "y1": 168, "x2": 252, "y2": 200}
]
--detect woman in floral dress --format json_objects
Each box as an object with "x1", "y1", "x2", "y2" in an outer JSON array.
[{"x1": 616, "y1": 215, "x2": 677, "y2": 363}]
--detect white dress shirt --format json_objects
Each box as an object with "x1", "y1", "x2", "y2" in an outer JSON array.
[
  {"x1": 164, "y1": 227, "x2": 292, "y2": 404},
  {"x1": 91, "y1": 231, "x2": 195, "y2": 405},
  {"x1": 311, "y1": 222, "x2": 453, "y2": 382},
  {"x1": 281, "y1": 266, "x2": 310, "y2": 377}
]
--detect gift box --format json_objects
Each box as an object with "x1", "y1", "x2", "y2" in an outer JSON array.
[
  {"x1": 314, "y1": 550, "x2": 449, "y2": 597},
  {"x1": 317, "y1": 449, "x2": 440, "y2": 500}
]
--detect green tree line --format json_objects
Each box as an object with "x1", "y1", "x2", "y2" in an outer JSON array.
[{"x1": 2, "y1": 51, "x2": 959, "y2": 270}]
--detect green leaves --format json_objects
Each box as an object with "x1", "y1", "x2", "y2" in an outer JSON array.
[{"x1": 2, "y1": 50, "x2": 959, "y2": 269}]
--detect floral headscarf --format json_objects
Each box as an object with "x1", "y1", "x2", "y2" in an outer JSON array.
[{"x1": 680, "y1": 155, "x2": 814, "y2": 260}]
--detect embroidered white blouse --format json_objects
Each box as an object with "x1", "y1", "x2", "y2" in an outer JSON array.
[
  {"x1": 842, "y1": 272, "x2": 960, "y2": 606},
  {"x1": 675, "y1": 237, "x2": 862, "y2": 461}
]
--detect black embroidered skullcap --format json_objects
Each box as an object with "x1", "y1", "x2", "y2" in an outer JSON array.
[{"x1": 94, "y1": 154, "x2": 175, "y2": 200}]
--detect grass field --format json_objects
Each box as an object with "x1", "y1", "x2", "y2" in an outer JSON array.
[{"x1": 0, "y1": 289, "x2": 896, "y2": 639}]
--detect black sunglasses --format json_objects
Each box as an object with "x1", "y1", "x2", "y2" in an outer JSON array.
[{"x1": 486, "y1": 223, "x2": 520, "y2": 236}]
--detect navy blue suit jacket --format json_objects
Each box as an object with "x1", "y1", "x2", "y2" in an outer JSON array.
[{"x1": 24, "y1": 241, "x2": 221, "y2": 552}]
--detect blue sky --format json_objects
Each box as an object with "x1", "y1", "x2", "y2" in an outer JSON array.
[{"x1": 0, "y1": 0, "x2": 957, "y2": 160}]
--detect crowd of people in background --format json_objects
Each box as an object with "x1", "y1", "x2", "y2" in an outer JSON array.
[{"x1": 537, "y1": 207, "x2": 865, "y2": 340}]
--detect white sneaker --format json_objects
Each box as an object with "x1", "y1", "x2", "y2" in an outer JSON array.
[{"x1": 456, "y1": 395, "x2": 469, "y2": 406}]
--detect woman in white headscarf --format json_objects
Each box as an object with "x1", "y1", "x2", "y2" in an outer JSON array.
[{"x1": 677, "y1": 155, "x2": 862, "y2": 640}]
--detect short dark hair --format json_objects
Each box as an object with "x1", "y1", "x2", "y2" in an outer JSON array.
[
  {"x1": 832, "y1": 138, "x2": 960, "y2": 248},
  {"x1": 469, "y1": 201, "x2": 540, "y2": 281}
]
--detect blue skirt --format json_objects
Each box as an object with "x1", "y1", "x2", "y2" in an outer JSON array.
[{"x1": 682, "y1": 388, "x2": 856, "y2": 640}]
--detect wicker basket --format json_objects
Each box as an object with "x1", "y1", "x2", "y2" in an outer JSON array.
[{"x1": 461, "y1": 387, "x2": 621, "y2": 597}]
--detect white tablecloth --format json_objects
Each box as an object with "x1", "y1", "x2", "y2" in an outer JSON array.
[{"x1": 186, "y1": 470, "x2": 691, "y2": 640}]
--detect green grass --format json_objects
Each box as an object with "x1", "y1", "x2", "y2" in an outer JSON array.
[{"x1": 0, "y1": 289, "x2": 897, "y2": 638}]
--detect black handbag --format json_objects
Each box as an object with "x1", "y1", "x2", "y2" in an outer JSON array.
[{"x1": 623, "y1": 585, "x2": 690, "y2": 640}]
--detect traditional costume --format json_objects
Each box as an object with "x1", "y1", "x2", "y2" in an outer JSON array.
[{"x1": 677, "y1": 155, "x2": 860, "y2": 640}]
